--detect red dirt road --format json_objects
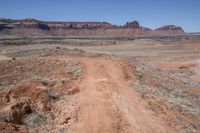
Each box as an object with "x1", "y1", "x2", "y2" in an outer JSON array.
[{"x1": 68, "y1": 57, "x2": 177, "y2": 133}]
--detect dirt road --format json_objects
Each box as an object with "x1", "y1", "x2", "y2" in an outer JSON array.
[
  {"x1": 0, "y1": 53, "x2": 179, "y2": 133},
  {"x1": 68, "y1": 57, "x2": 176, "y2": 133}
]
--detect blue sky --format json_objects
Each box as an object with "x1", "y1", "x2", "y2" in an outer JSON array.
[{"x1": 0, "y1": 0, "x2": 199, "y2": 32}]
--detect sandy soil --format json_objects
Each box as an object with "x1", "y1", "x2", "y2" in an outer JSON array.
[{"x1": 69, "y1": 57, "x2": 176, "y2": 133}]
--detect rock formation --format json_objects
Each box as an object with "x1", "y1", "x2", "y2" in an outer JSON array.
[
  {"x1": 123, "y1": 21, "x2": 140, "y2": 29},
  {"x1": 155, "y1": 25, "x2": 184, "y2": 32},
  {"x1": 15, "y1": 19, "x2": 50, "y2": 30},
  {"x1": 0, "y1": 18, "x2": 185, "y2": 37}
]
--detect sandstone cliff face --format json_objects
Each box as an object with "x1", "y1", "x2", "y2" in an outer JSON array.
[
  {"x1": 0, "y1": 18, "x2": 50, "y2": 30},
  {"x1": 14, "y1": 19, "x2": 50, "y2": 30},
  {"x1": 123, "y1": 21, "x2": 140, "y2": 29},
  {"x1": 153, "y1": 25, "x2": 185, "y2": 36},
  {"x1": 47, "y1": 22, "x2": 116, "y2": 29},
  {"x1": 0, "y1": 18, "x2": 185, "y2": 37},
  {"x1": 155, "y1": 25, "x2": 184, "y2": 32}
]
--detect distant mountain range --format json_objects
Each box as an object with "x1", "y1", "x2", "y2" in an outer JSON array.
[{"x1": 0, "y1": 18, "x2": 185, "y2": 37}]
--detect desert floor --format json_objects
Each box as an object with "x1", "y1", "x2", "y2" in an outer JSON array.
[{"x1": 0, "y1": 36, "x2": 199, "y2": 133}]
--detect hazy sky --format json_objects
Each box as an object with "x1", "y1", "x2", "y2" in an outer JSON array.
[{"x1": 0, "y1": 0, "x2": 199, "y2": 32}]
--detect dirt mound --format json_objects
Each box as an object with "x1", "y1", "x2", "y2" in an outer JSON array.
[{"x1": 0, "y1": 98, "x2": 32, "y2": 124}]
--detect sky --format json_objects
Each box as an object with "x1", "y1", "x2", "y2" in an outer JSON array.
[{"x1": 0, "y1": 0, "x2": 199, "y2": 32}]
